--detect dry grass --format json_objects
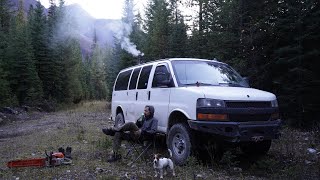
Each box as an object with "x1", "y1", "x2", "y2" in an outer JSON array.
[
  {"x1": 58, "y1": 101, "x2": 111, "y2": 113},
  {"x1": 0, "y1": 101, "x2": 233, "y2": 179},
  {"x1": 0, "y1": 101, "x2": 319, "y2": 179},
  {"x1": 261, "y1": 126, "x2": 320, "y2": 179}
]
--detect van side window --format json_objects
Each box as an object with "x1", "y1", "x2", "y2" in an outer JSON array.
[
  {"x1": 129, "y1": 67, "x2": 141, "y2": 90},
  {"x1": 137, "y1": 65, "x2": 152, "y2": 89},
  {"x1": 152, "y1": 65, "x2": 171, "y2": 88},
  {"x1": 114, "y1": 70, "x2": 132, "y2": 91}
]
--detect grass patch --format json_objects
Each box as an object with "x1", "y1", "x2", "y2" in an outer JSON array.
[
  {"x1": 0, "y1": 101, "x2": 319, "y2": 179},
  {"x1": 245, "y1": 126, "x2": 320, "y2": 179},
  {"x1": 61, "y1": 101, "x2": 110, "y2": 113}
]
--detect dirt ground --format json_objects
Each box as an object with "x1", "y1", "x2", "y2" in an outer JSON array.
[{"x1": 0, "y1": 101, "x2": 319, "y2": 179}]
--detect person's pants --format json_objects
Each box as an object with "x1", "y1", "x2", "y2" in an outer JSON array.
[
  {"x1": 112, "y1": 122, "x2": 140, "y2": 154},
  {"x1": 115, "y1": 122, "x2": 139, "y2": 131}
]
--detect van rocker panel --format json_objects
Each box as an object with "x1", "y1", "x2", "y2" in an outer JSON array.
[{"x1": 188, "y1": 119, "x2": 281, "y2": 142}]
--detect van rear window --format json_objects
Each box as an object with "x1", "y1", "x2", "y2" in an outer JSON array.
[{"x1": 114, "y1": 70, "x2": 133, "y2": 91}]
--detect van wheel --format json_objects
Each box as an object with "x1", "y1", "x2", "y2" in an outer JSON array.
[
  {"x1": 115, "y1": 113, "x2": 125, "y2": 128},
  {"x1": 240, "y1": 140, "x2": 271, "y2": 155},
  {"x1": 167, "y1": 123, "x2": 193, "y2": 165}
]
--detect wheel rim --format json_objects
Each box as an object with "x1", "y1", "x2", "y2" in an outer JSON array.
[
  {"x1": 115, "y1": 114, "x2": 124, "y2": 128},
  {"x1": 172, "y1": 133, "x2": 186, "y2": 157}
]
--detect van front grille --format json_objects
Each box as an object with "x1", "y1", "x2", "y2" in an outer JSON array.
[
  {"x1": 225, "y1": 101, "x2": 271, "y2": 108},
  {"x1": 228, "y1": 114, "x2": 271, "y2": 122}
]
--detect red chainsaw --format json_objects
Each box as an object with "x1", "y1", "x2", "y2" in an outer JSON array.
[{"x1": 7, "y1": 147, "x2": 72, "y2": 168}]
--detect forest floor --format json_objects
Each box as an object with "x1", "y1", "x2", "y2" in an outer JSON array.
[{"x1": 0, "y1": 101, "x2": 319, "y2": 179}]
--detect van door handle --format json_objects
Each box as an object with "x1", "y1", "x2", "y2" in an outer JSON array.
[
  {"x1": 136, "y1": 92, "x2": 138, "y2": 100},
  {"x1": 148, "y1": 91, "x2": 151, "y2": 100}
]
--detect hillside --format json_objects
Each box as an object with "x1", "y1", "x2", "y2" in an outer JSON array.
[{"x1": 11, "y1": 0, "x2": 120, "y2": 56}]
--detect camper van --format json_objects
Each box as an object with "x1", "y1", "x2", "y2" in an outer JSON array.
[{"x1": 111, "y1": 58, "x2": 281, "y2": 165}]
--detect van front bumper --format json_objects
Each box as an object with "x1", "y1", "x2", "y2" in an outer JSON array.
[{"x1": 188, "y1": 119, "x2": 281, "y2": 142}]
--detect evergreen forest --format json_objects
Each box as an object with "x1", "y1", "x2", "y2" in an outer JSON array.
[{"x1": 0, "y1": 0, "x2": 319, "y2": 129}]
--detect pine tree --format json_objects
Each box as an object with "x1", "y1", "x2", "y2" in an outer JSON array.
[
  {"x1": 47, "y1": 0, "x2": 59, "y2": 34},
  {"x1": 46, "y1": 0, "x2": 87, "y2": 103},
  {"x1": 46, "y1": 0, "x2": 65, "y2": 102},
  {"x1": 144, "y1": 0, "x2": 171, "y2": 60},
  {"x1": 0, "y1": 0, "x2": 11, "y2": 32},
  {"x1": 0, "y1": 61, "x2": 12, "y2": 107},
  {"x1": 271, "y1": 0, "x2": 320, "y2": 128},
  {"x1": 90, "y1": 44, "x2": 107, "y2": 100},
  {"x1": 131, "y1": 12, "x2": 146, "y2": 59},
  {"x1": 59, "y1": 38, "x2": 84, "y2": 103},
  {"x1": 5, "y1": 0, "x2": 43, "y2": 105},
  {"x1": 0, "y1": 0, "x2": 15, "y2": 107},
  {"x1": 186, "y1": 0, "x2": 211, "y2": 58},
  {"x1": 105, "y1": 42, "x2": 121, "y2": 100},
  {"x1": 28, "y1": 1, "x2": 54, "y2": 100},
  {"x1": 230, "y1": 0, "x2": 279, "y2": 85},
  {"x1": 80, "y1": 54, "x2": 91, "y2": 100},
  {"x1": 168, "y1": 0, "x2": 187, "y2": 57}
]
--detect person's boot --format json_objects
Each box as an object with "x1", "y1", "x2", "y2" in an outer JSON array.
[
  {"x1": 65, "y1": 146, "x2": 72, "y2": 159},
  {"x1": 107, "y1": 153, "x2": 121, "y2": 162},
  {"x1": 102, "y1": 128, "x2": 116, "y2": 136},
  {"x1": 58, "y1": 147, "x2": 65, "y2": 155}
]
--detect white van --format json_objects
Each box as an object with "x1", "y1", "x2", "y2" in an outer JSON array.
[{"x1": 111, "y1": 58, "x2": 281, "y2": 165}]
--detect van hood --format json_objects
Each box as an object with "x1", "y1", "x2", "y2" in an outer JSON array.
[{"x1": 185, "y1": 86, "x2": 276, "y2": 101}]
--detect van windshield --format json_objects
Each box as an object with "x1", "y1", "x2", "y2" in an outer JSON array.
[{"x1": 172, "y1": 60, "x2": 248, "y2": 87}]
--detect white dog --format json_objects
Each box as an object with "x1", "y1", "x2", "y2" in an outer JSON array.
[{"x1": 153, "y1": 149, "x2": 176, "y2": 178}]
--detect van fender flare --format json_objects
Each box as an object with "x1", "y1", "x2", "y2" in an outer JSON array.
[
  {"x1": 167, "y1": 108, "x2": 191, "y2": 131},
  {"x1": 169, "y1": 108, "x2": 190, "y2": 119},
  {"x1": 116, "y1": 105, "x2": 124, "y2": 117}
]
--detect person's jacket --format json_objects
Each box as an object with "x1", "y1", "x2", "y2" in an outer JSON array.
[{"x1": 136, "y1": 105, "x2": 158, "y2": 138}]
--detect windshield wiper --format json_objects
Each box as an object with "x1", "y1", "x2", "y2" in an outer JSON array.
[
  {"x1": 218, "y1": 82, "x2": 243, "y2": 87},
  {"x1": 184, "y1": 81, "x2": 216, "y2": 86}
]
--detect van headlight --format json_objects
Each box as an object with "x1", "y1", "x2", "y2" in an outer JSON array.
[
  {"x1": 197, "y1": 98, "x2": 225, "y2": 108},
  {"x1": 271, "y1": 99, "x2": 278, "y2": 107}
]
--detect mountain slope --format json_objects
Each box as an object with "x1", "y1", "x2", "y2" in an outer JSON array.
[
  {"x1": 11, "y1": 0, "x2": 121, "y2": 56},
  {"x1": 11, "y1": 0, "x2": 37, "y2": 11},
  {"x1": 63, "y1": 4, "x2": 120, "y2": 54}
]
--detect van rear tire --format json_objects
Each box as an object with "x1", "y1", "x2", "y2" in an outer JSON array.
[{"x1": 167, "y1": 123, "x2": 193, "y2": 165}]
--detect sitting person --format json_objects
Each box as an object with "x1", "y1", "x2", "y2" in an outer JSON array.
[{"x1": 102, "y1": 105, "x2": 158, "y2": 162}]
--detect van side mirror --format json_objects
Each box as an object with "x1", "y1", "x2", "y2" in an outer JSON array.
[{"x1": 242, "y1": 77, "x2": 250, "y2": 87}]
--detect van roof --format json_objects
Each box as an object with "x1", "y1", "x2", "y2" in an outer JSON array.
[{"x1": 119, "y1": 58, "x2": 222, "y2": 72}]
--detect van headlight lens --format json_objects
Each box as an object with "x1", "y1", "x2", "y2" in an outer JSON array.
[
  {"x1": 197, "y1": 98, "x2": 225, "y2": 108},
  {"x1": 271, "y1": 99, "x2": 278, "y2": 107}
]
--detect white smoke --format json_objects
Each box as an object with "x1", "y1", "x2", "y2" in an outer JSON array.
[
  {"x1": 109, "y1": 21, "x2": 143, "y2": 57},
  {"x1": 108, "y1": 1, "x2": 143, "y2": 57}
]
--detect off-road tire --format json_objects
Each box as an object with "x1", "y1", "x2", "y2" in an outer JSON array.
[
  {"x1": 167, "y1": 123, "x2": 193, "y2": 165},
  {"x1": 240, "y1": 140, "x2": 271, "y2": 156},
  {"x1": 115, "y1": 113, "x2": 125, "y2": 128}
]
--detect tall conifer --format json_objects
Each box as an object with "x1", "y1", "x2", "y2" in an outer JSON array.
[
  {"x1": 144, "y1": 0, "x2": 171, "y2": 60},
  {"x1": 6, "y1": 0, "x2": 43, "y2": 105}
]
